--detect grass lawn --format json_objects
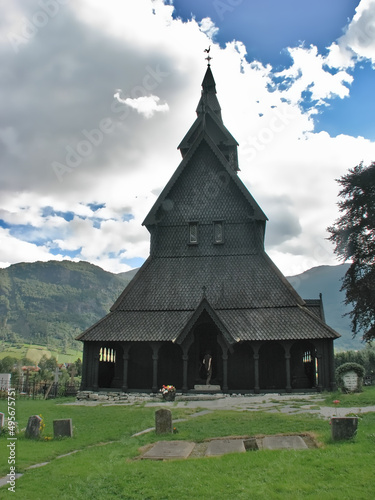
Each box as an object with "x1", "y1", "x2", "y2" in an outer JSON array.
[{"x1": 1, "y1": 389, "x2": 374, "y2": 499}]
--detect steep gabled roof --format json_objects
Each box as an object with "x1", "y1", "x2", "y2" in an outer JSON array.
[
  {"x1": 143, "y1": 130, "x2": 267, "y2": 227},
  {"x1": 178, "y1": 105, "x2": 238, "y2": 156}
]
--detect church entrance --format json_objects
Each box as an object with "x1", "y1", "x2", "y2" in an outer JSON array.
[
  {"x1": 259, "y1": 342, "x2": 286, "y2": 390},
  {"x1": 186, "y1": 316, "x2": 223, "y2": 389}
]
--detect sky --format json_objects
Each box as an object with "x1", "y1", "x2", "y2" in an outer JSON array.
[{"x1": 1, "y1": 0, "x2": 375, "y2": 276}]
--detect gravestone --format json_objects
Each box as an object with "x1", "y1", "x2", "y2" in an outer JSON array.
[
  {"x1": 53, "y1": 419, "x2": 73, "y2": 438},
  {"x1": 331, "y1": 417, "x2": 358, "y2": 441},
  {"x1": 155, "y1": 408, "x2": 172, "y2": 434},
  {"x1": 25, "y1": 415, "x2": 42, "y2": 439},
  {"x1": 342, "y1": 370, "x2": 360, "y2": 393},
  {"x1": 0, "y1": 412, "x2": 4, "y2": 430}
]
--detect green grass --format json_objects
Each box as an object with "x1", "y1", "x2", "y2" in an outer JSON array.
[
  {"x1": 321, "y1": 385, "x2": 375, "y2": 407},
  {"x1": 1, "y1": 391, "x2": 375, "y2": 499}
]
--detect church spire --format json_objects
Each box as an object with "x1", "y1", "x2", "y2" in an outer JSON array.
[
  {"x1": 178, "y1": 60, "x2": 239, "y2": 172},
  {"x1": 196, "y1": 64, "x2": 222, "y2": 121}
]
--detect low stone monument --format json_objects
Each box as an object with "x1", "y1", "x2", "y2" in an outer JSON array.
[
  {"x1": 25, "y1": 415, "x2": 42, "y2": 439},
  {"x1": 0, "y1": 412, "x2": 4, "y2": 430},
  {"x1": 331, "y1": 417, "x2": 358, "y2": 441},
  {"x1": 336, "y1": 363, "x2": 365, "y2": 393},
  {"x1": 155, "y1": 408, "x2": 172, "y2": 434},
  {"x1": 53, "y1": 419, "x2": 73, "y2": 438}
]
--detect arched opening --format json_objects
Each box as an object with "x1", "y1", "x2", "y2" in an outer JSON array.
[
  {"x1": 98, "y1": 345, "x2": 119, "y2": 388},
  {"x1": 187, "y1": 313, "x2": 223, "y2": 389},
  {"x1": 128, "y1": 343, "x2": 153, "y2": 390},
  {"x1": 259, "y1": 342, "x2": 286, "y2": 390},
  {"x1": 158, "y1": 343, "x2": 183, "y2": 389},
  {"x1": 291, "y1": 341, "x2": 317, "y2": 389},
  {"x1": 228, "y1": 342, "x2": 254, "y2": 390}
]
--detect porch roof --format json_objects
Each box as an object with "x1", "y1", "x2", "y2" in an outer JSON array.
[{"x1": 77, "y1": 305, "x2": 339, "y2": 343}]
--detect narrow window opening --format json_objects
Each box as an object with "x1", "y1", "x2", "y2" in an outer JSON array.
[
  {"x1": 213, "y1": 221, "x2": 224, "y2": 244},
  {"x1": 188, "y1": 222, "x2": 198, "y2": 244}
]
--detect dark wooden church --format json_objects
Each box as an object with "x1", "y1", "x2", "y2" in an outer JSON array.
[{"x1": 77, "y1": 64, "x2": 340, "y2": 393}]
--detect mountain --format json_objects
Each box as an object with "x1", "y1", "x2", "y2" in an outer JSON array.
[
  {"x1": 0, "y1": 260, "x2": 365, "y2": 352},
  {"x1": 0, "y1": 260, "x2": 134, "y2": 351},
  {"x1": 287, "y1": 264, "x2": 365, "y2": 351}
]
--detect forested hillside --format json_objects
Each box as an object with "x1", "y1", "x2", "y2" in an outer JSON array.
[{"x1": 0, "y1": 261, "x2": 133, "y2": 351}]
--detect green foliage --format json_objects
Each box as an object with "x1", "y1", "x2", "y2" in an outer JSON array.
[
  {"x1": 336, "y1": 362, "x2": 365, "y2": 379},
  {"x1": 335, "y1": 344, "x2": 375, "y2": 379},
  {"x1": 328, "y1": 161, "x2": 375, "y2": 340},
  {"x1": 0, "y1": 260, "x2": 133, "y2": 351}
]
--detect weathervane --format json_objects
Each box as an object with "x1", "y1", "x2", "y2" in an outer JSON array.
[{"x1": 204, "y1": 45, "x2": 212, "y2": 65}]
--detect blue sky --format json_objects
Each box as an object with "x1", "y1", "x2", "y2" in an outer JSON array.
[
  {"x1": 1, "y1": 0, "x2": 375, "y2": 276},
  {"x1": 171, "y1": 0, "x2": 375, "y2": 141}
]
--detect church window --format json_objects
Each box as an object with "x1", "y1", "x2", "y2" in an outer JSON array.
[
  {"x1": 213, "y1": 221, "x2": 224, "y2": 244},
  {"x1": 99, "y1": 347, "x2": 116, "y2": 363},
  {"x1": 188, "y1": 222, "x2": 198, "y2": 244}
]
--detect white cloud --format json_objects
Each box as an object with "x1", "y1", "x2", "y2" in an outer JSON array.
[
  {"x1": 327, "y1": 0, "x2": 375, "y2": 67},
  {"x1": 1, "y1": 0, "x2": 375, "y2": 277},
  {"x1": 199, "y1": 17, "x2": 219, "y2": 40},
  {"x1": 273, "y1": 45, "x2": 353, "y2": 106},
  {"x1": 114, "y1": 92, "x2": 169, "y2": 118}
]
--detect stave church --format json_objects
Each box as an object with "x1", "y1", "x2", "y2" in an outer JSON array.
[{"x1": 77, "y1": 62, "x2": 340, "y2": 393}]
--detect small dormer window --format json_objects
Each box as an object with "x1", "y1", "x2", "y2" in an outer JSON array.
[
  {"x1": 213, "y1": 221, "x2": 224, "y2": 244},
  {"x1": 188, "y1": 222, "x2": 198, "y2": 244}
]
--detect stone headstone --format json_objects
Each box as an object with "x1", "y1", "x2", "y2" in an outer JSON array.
[
  {"x1": 342, "y1": 370, "x2": 360, "y2": 392},
  {"x1": 25, "y1": 415, "x2": 42, "y2": 439},
  {"x1": 0, "y1": 412, "x2": 4, "y2": 429},
  {"x1": 331, "y1": 417, "x2": 358, "y2": 441},
  {"x1": 53, "y1": 419, "x2": 73, "y2": 438},
  {"x1": 155, "y1": 408, "x2": 172, "y2": 434}
]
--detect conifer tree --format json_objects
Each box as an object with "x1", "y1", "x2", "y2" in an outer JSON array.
[{"x1": 328, "y1": 161, "x2": 375, "y2": 341}]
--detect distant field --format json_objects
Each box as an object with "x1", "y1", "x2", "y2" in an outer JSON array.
[{"x1": 0, "y1": 342, "x2": 82, "y2": 364}]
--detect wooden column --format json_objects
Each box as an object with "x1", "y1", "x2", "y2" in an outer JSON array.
[
  {"x1": 284, "y1": 343, "x2": 292, "y2": 393},
  {"x1": 222, "y1": 351, "x2": 228, "y2": 392},
  {"x1": 314, "y1": 341, "x2": 323, "y2": 392},
  {"x1": 182, "y1": 354, "x2": 188, "y2": 392},
  {"x1": 252, "y1": 342, "x2": 261, "y2": 393},
  {"x1": 80, "y1": 342, "x2": 89, "y2": 390},
  {"x1": 151, "y1": 343, "x2": 161, "y2": 393},
  {"x1": 121, "y1": 343, "x2": 130, "y2": 392},
  {"x1": 328, "y1": 340, "x2": 336, "y2": 391},
  {"x1": 92, "y1": 345, "x2": 99, "y2": 390}
]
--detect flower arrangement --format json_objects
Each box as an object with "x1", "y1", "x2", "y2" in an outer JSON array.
[{"x1": 160, "y1": 385, "x2": 176, "y2": 395}]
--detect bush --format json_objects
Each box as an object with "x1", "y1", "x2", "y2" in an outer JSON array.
[{"x1": 336, "y1": 362, "x2": 365, "y2": 392}]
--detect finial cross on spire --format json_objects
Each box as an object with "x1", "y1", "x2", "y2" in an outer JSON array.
[{"x1": 204, "y1": 46, "x2": 212, "y2": 66}]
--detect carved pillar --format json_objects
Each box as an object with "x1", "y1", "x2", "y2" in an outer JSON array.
[
  {"x1": 284, "y1": 342, "x2": 292, "y2": 393},
  {"x1": 313, "y1": 341, "x2": 323, "y2": 392},
  {"x1": 151, "y1": 343, "x2": 161, "y2": 393},
  {"x1": 121, "y1": 343, "x2": 130, "y2": 392},
  {"x1": 328, "y1": 340, "x2": 337, "y2": 391},
  {"x1": 252, "y1": 342, "x2": 261, "y2": 393},
  {"x1": 222, "y1": 351, "x2": 228, "y2": 392},
  {"x1": 80, "y1": 342, "x2": 89, "y2": 390},
  {"x1": 182, "y1": 354, "x2": 189, "y2": 392},
  {"x1": 93, "y1": 344, "x2": 100, "y2": 390}
]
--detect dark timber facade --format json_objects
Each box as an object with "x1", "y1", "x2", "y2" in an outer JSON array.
[{"x1": 77, "y1": 65, "x2": 340, "y2": 393}]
